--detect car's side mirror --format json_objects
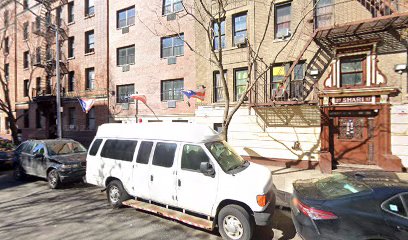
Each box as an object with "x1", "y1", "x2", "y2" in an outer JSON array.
[
  {"x1": 34, "y1": 153, "x2": 44, "y2": 159},
  {"x1": 200, "y1": 162, "x2": 215, "y2": 177}
]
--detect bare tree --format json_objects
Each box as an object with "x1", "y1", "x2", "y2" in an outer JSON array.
[{"x1": 137, "y1": 0, "x2": 318, "y2": 140}]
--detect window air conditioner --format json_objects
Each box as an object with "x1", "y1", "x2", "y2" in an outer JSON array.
[
  {"x1": 122, "y1": 102, "x2": 129, "y2": 110},
  {"x1": 167, "y1": 13, "x2": 176, "y2": 21},
  {"x1": 278, "y1": 29, "x2": 292, "y2": 39},
  {"x1": 122, "y1": 65, "x2": 130, "y2": 72},
  {"x1": 122, "y1": 26, "x2": 129, "y2": 34},
  {"x1": 168, "y1": 100, "x2": 176, "y2": 108},
  {"x1": 168, "y1": 56, "x2": 177, "y2": 65}
]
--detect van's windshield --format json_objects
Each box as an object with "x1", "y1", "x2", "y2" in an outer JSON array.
[{"x1": 205, "y1": 141, "x2": 247, "y2": 173}]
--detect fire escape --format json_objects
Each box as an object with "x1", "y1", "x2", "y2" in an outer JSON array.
[
  {"x1": 250, "y1": 0, "x2": 408, "y2": 130},
  {"x1": 31, "y1": 0, "x2": 69, "y2": 138}
]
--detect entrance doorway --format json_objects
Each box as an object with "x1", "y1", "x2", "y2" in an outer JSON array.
[{"x1": 329, "y1": 110, "x2": 377, "y2": 165}]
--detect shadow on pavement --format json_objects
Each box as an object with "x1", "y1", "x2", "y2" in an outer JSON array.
[{"x1": 272, "y1": 208, "x2": 298, "y2": 240}]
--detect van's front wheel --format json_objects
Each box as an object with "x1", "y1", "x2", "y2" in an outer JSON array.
[
  {"x1": 107, "y1": 180, "x2": 130, "y2": 208},
  {"x1": 218, "y1": 205, "x2": 253, "y2": 240}
]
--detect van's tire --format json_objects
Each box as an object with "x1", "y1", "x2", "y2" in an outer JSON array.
[
  {"x1": 218, "y1": 205, "x2": 253, "y2": 240},
  {"x1": 107, "y1": 180, "x2": 130, "y2": 208},
  {"x1": 14, "y1": 164, "x2": 26, "y2": 181},
  {"x1": 47, "y1": 169, "x2": 61, "y2": 189}
]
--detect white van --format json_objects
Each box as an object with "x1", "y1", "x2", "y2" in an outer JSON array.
[{"x1": 86, "y1": 123, "x2": 275, "y2": 240}]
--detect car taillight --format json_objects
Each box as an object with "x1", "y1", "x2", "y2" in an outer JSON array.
[{"x1": 293, "y1": 197, "x2": 338, "y2": 220}]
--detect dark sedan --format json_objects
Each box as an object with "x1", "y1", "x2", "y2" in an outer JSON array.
[
  {"x1": 13, "y1": 139, "x2": 87, "y2": 189},
  {"x1": 291, "y1": 171, "x2": 408, "y2": 240}
]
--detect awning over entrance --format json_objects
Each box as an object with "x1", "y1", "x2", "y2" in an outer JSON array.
[{"x1": 315, "y1": 12, "x2": 408, "y2": 54}]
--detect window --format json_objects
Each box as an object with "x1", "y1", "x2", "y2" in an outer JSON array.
[
  {"x1": 68, "y1": 36, "x2": 75, "y2": 58},
  {"x1": 100, "y1": 139, "x2": 138, "y2": 162},
  {"x1": 23, "y1": 51, "x2": 29, "y2": 69},
  {"x1": 161, "y1": 79, "x2": 183, "y2": 101},
  {"x1": 152, "y1": 142, "x2": 177, "y2": 168},
  {"x1": 340, "y1": 55, "x2": 365, "y2": 87},
  {"x1": 36, "y1": 108, "x2": 42, "y2": 128},
  {"x1": 23, "y1": 0, "x2": 28, "y2": 10},
  {"x1": 86, "y1": 67, "x2": 95, "y2": 90},
  {"x1": 338, "y1": 118, "x2": 364, "y2": 140},
  {"x1": 136, "y1": 141, "x2": 154, "y2": 164},
  {"x1": 181, "y1": 145, "x2": 210, "y2": 171},
  {"x1": 23, "y1": 110, "x2": 29, "y2": 128},
  {"x1": 85, "y1": 30, "x2": 95, "y2": 53},
  {"x1": 24, "y1": 80, "x2": 29, "y2": 97},
  {"x1": 68, "y1": 1, "x2": 74, "y2": 23},
  {"x1": 161, "y1": 34, "x2": 184, "y2": 58},
  {"x1": 85, "y1": 0, "x2": 95, "y2": 16},
  {"x1": 214, "y1": 71, "x2": 226, "y2": 103},
  {"x1": 4, "y1": 11, "x2": 9, "y2": 26},
  {"x1": 89, "y1": 139, "x2": 102, "y2": 156},
  {"x1": 4, "y1": 37, "x2": 9, "y2": 54},
  {"x1": 163, "y1": 0, "x2": 183, "y2": 15},
  {"x1": 275, "y1": 3, "x2": 291, "y2": 39},
  {"x1": 233, "y1": 13, "x2": 247, "y2": 46},
  {"x1": 234, "y1": 68, "x2": 248, "y2": 101},
  {"x1": 382, "y1": 194, "x2": 407, "y2": 217},
  {"x1": 36, "y1": 77, "x2": 41, "y2": 91},
  {"x1": 68, "y1": 71, "x2": 75, "y2": 92},
  {"x1": 117, "y1": 45, "x2": 135, "y2": 66},
  {"x1": 315, "y1": 0, "x2": 333, "y2": 29},
  {"x1": 291, "y1": 62, "x2": 305, "y2": 100},
  {"x1": 23, "y1": 22, "x2": 29, "y2": 40},
  {"x1": 213, "y1": 19, "x2": 225, "y2": 50},
  {"x1": 117, "y1": 84, "x2": 134, "y2": 103},
  {"x1": 272, "y1": 64, "x2": 288, "y2": 91},
  {"x1": 117, "y1": 6, "x2": 135, "y2": 28},
  {"x1": 4, "y1": 64, "x2": 9, "y2": 81},
  {"x1": 68, "y1": 107, "x2": 76, "y2": 125},
  {"x1": 86, "y1": 108, "x2": 96, "y2": 130},
  {"x1": 56, "y1": 6, "x2": 63, "y2": 26}
]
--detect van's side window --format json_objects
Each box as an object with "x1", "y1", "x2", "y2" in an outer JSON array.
[
  {"x1": 100, "y1": 139, "x2": 138, "y2": 162},
  {"x1": 152, "y1": 142, "x2": 177, "y2": 168},
  {"x1": 181, "y1": 145, "x2": 210, "y2": 171},
  {"x1": 89, "y1": 139, "x2": 103, "y2": 156},
  {"x1": 136, "y1": 141, "x2": 153, "y2": 164}
]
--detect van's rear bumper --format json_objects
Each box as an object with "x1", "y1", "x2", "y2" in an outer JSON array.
[{"x1": 253, "y1": 201, "x2": 275, "y2": 226}]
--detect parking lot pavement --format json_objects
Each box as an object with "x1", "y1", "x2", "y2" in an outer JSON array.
[{"x1": 0, "y1": 170, "x2": 300, "y2": 240}]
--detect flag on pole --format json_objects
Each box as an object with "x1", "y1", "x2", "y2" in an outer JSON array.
[
  {"x1": 78, "y1": 98, "x2": 95, "y2": 113},
  {"x1": 181, "y1": 85, "x2": 206, "y2": 101},
  {"x1": 130, "y1": 94, "x2": 147, "y2": 104}
]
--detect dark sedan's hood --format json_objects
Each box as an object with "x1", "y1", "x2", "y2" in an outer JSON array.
[{"x1": 49, "y1": 153, "x2": 87, "y2": 164}]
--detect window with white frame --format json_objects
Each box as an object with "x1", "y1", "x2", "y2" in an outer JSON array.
[
  {"x1": 85, "y1": 0, "x2": 95, "y2": 16},
  {"x1": 117, "y1": 45, "x2": 135, "y2": 66},
  {"x1": 117, "y1": 84, "x2": 135, "y2": 103},
  {"x1": 161, "y1": 34, "x2": 184, "y2": 58},
  {"x1": 214, "y1": 71, "x2": 226, "y2": 103},
  {"x1": 163, "y1": 0, "x2": 183, "y2": 15},
  {"x1": 68, "y1": 1, "x2": 74, "y2": 23},
  {"x1": 86, "y1": 67, "x2": 95, "y2": 90},
  {"x1": 117, "y1": 6, "x2": 135, "y2": 28},
  {"x1": 275, "y1": 3, "x2": 291, "y2": 39},
  {"x1": 161, "y1": 79, "x2": 183, "y2": 101},
  {"x1": 233, "y1": 13, "x2": 247, "y2": 46},
  {"x1": 315, "y1": 0, "x2": 333, "y2": 29},
  {"x1": 234, "y1": 68, "x2": 248, "y2": 101},
  {"x1": 213, "y1": 19, "x2": 226, "y2": 50},
  {"x1": 85, "y1": 30, "x2": 94, "y2": 53}
]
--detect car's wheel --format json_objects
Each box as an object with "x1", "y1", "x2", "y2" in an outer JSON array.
[
  {"x1": 218, "y1": 205, "x2": 253, "y2": 240},
  {"x1": 14, "y1": 164, "x2": 26, "y2": 181},
  {"x1": 106, "y1": 180, "x2": 130, "y2": 208},
  {"x1": 47, "y1": 169, "x2": 61, "y2": 189}
]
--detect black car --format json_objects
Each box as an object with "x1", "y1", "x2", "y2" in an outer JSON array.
[
  {"x1": 13, "y1": 139, "x2": 87, "y2": 189},
  {"x1": 291, "y1": 171, "x2": 408, "y2": 240}
]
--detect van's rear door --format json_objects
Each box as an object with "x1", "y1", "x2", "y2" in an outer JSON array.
[{"x1": 149, "y1": 142, "x2": 178, "y2": 206}]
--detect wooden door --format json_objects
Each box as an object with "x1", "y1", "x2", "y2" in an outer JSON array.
[{"x1": 331, "y1": 116, "x2": 371, "y2": 165}]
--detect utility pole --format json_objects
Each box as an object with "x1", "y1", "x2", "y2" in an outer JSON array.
[{"x1": 55, "y1": 28, "x2": 62, "y2": 139}]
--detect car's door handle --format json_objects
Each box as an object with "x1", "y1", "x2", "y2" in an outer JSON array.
[
  {"x1": 178, "y1": 179, "x2": 181, "y2": 187},
  {"x1": 150, "y1": 175, "x2": 153, "y2": 182}
]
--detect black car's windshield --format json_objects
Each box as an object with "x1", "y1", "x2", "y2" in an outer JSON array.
[
  {"x1": 315, "y1": 173, "x2": 372, "y2": 199},
  {"x1": 205, "y1": 141, "x2": 246, "y2": 172},
  {"x1": 46, "y1": 142, "x2": 87, "y2": 156}
]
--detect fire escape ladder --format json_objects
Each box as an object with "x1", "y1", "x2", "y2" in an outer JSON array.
[{"x1": 357, "y1": 0, "x2": 399, "y2": 17}]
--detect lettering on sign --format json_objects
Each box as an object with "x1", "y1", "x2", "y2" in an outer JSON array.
[{"x1": 334, "y1": 96, "x2": 372, "y2": 104}]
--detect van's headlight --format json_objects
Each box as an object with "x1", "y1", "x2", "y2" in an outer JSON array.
[{"x1": 257, "y1": 194, "x2": 267, "y2": 207}]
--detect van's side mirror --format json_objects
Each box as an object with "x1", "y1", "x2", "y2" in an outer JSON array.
[{"x1": 200, "y1": 162, "x2": 215, "y2": 177}]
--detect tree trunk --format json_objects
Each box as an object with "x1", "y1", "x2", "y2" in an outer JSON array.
[{"x1": 7, "y1": 113, "x2": 20, "y2": 145}]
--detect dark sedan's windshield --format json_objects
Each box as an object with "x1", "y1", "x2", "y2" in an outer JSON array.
[
  {"x1": 205, "y1": 141, "x2": 245, "y2": 172},
  {"x1": 46, "y1": 142, "x2": 87, "y2": 156}
]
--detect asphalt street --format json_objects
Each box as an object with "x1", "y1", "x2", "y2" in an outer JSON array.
[{"x1": 0, "y1": 170, "x2": 300, "y2": 240}]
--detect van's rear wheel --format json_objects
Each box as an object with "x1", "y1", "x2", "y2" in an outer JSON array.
[
  {"x1": 107, "y1": 180, "x2": 130, "y2": 208},
  {"x1": 218, "y1": 205, "x2": 253, "y2": 240}
]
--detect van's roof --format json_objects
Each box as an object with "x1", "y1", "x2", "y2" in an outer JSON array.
[{"x1": 95, "y1": 123, "x2": 222, "y2": 143}]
